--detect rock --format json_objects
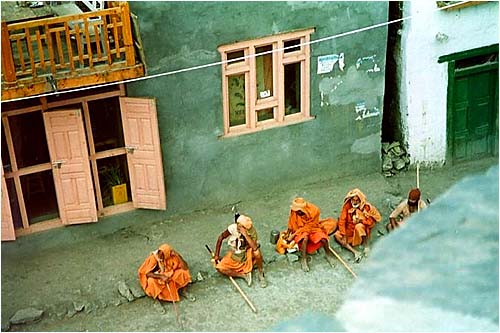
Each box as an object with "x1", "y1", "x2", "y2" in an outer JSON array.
[
  {"x1": 9, "y1": 308, "x2": 44, "y2": 325},
  {"x1": 393, "y1": 158, "x2": 406, "y2": 170},
  {"x1": 388, "y1": 142, "x2": 400, "y2": 150},
  {"x1": 117, "y1": 281, "x2": 135, "y2": 302},
  {"x1": 129, "y1": 282, "x2": 146, "y2": 299},
  {"x1": 381, "y1": 142, "x2": 390, "y2": 153},
  {"x1": 113, "y1": 298, "x2": 123, "y2": 307},
  {"x1": 84, "y1": 302, "x2": 94, "y2": 314},
  {"x1": 287, "y1": 253, "x2": 299, "y2": 263},
  {"x1": 196, "y1": 271, "x2": 204, "y2": 282},
  {"x1": 66, "y1": 308, "x2": 77, "y2": 318},
  {"x1": 382, "y1": 157, "x2": 393, "y2": 171},
  {"x1": 73, "y1": 301, "x2": 85, "y2": 312}
]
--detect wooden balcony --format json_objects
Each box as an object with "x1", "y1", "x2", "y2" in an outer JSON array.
[{"x1": 1, "y1": 2, "x2": 144, "y2": 101}]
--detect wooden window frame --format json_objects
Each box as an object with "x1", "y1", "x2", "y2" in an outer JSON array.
[{"x1": 218, "y1": 28, "x2": 315, "y2": 137}]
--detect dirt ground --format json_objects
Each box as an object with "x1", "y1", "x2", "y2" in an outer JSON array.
[{"x1": 1, "y1": 156, "x2": 497, "y2": 332}]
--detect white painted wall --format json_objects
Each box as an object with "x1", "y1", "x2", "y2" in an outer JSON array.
[{"x1": 400, "y1": 1, "x2": 498, "y2": 164}]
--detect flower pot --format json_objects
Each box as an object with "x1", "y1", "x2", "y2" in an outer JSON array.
[{"x1": 111, "y1": 183, "x2": 128, "y2": 205}]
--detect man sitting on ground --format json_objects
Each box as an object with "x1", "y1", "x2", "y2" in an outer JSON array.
[
  {"x1": 214, "y1": 214, "x2": 267, "y2": 288},
  {"x1": 334, "y1": 188, "x2": 381, "y2": 262},
  {"x1": 138, "y1": 243, "x2": 195, "y2": 302},
  {"x1": 286, "y1": 197, "x2": 337, "y2": 272},
  {"x1": 386, "y1": 188, "x2": 427, "y2": 232}
]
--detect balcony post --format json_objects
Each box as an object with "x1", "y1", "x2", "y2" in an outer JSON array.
[
  {"x1": 1, "y1": 22, "x2": 17, "y2": 84},
  {"x1": 120, "y1": 2, "x2": 136, "y2": 66}
]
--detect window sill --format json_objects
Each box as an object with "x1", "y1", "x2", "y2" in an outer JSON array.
[{"x1": 219, "y1": 115, "x2": 315, "y2": 139}]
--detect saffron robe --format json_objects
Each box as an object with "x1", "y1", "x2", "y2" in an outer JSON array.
[
  {"x1": 138, "y1": 244, "x2": 191, "y2": 302},
  {"x1": 287, "y1": 202, "x2": 337, "y2": 254}
]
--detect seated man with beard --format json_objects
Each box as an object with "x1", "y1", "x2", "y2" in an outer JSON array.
[
  {"x1": 386, "y1": 188, "x2": 427, "y2": 232},
  {"x1": 334, "y1": 188, "x2": 381, "y2": 262}
]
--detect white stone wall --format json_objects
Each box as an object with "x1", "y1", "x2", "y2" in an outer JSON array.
[{"x1": 400, "y1": 1, "x2": 498, "y2": 164}]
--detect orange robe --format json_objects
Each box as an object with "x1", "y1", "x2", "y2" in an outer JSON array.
[
  {"x1": 287, "y1": 202, "x2": 337, "y2": 254},
  {"x1": 138, "y1": 244, "x2": 192, "y2": 302},
  {"x1": 335, "y1": 200, "x2": 381, "y2": 246},
  {"x1": 216, "y1": 247, "x2": 255, "y2": 274},
  {"x1": 215, "y1": 225, "x2": 258, "y2": 274}
]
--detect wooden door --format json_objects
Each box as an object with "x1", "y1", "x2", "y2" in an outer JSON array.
[
  {"x1": 452, "y1": 66, "x2": 498, "y2": 162},
  {"x1": 1, "y1": 165, "x2": 16, "y2": 241},
  {"x1": 119, "y1": 97, "x2": 166, "y2": 210},
  {"x1": 43, "y1": 110, "x2": 98, "y2": 224}
]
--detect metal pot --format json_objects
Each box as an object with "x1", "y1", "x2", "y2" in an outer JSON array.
[{"x1": 270, "y1": 229, "x2": 280, "y2": 244}]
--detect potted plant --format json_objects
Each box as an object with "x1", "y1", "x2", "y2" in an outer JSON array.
[{"x1": 102, "y1": 165, "x2": 128, "y2": 205}]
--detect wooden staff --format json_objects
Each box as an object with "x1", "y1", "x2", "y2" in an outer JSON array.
[
  {"x1": 329, "y1": 246, "x2": 357, "y2": 278},
  {"x1": 166, "y1": 281, "x2": 183, "y2": 329},
  {"x1": 205, "y1": 244, "x2": 257, "y2": 313},
  {"x1": 416, "y1": 162, "x2": 420, "y2": 188},
  {"x1": 417, "y1": 162, "x2": 421, "y2": 212},
  {"x1": 228, "y1": 276, "x2": 257, "y2": 313}
]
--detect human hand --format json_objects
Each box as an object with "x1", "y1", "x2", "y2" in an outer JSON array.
[{"x1": 237, "y1": 224, "x2": 248, "y2": 235}]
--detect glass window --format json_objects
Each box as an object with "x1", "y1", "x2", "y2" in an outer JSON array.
[
  {"x1": 2, "y1": 128, "x2": 12, "y2": 172},
  {"x1": 5, "y1": 178, "x2": 23, "y2": 229},
  {"x1": 88, "y1": 97, "x2": 125, "y2": 152},
  {"x1": 219, "y1": 28, "x2": 313, "y2": 136},
  {"x1": 255, "y1": 45, "x2": 274, "y2": 99},
  {"x1": 284, "y1": 62, "x2": 301, "y2": 115},
  {"x1": 228, "y1": 74, "x2": 246, "y2": 127},
  {"x1": 284, "y1": 39, "x2": 301, "y2": 53},
  {"x1": 257, "y1": 108, "x2": 274, "y2": 122},
  {"x1": 20, "y1": 171, "x2": 59, "y2": 224},
  {"x1": 227, "y1": 50, "x2": 245, "y2": 65},
  {"x1": 97, "y1": 155, "x2": 131, "y2": 207},
  {"x1": 9, "y1": 111, "x2": 50, "y2": 169}
]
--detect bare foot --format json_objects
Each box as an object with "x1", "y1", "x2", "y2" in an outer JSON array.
[{"x1": 301, "y1": 257, "x2": 310, "y2": 272}]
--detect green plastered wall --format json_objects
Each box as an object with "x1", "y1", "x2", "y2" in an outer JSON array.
[{"x1": 127, "y1": 1, "x2": 389, "y2": 214}]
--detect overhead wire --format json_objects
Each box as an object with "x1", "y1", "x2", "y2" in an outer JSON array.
[{"x1": 1, "y1": 0, "x2": 469, "y2": 104}]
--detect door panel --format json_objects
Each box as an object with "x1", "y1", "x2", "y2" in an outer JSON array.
[
  {"x1": 1, "y1": 165, "x2": 16, "y2": 241},
  {"x1": 120, "y1": 97, "x2": 166, "y2": 210},
  {"x1": 452, "y1": 67, "x2": 497, "y2": 162},
  {"x1": 43, "y1": 110, "x2": 98, "y2": 224}
]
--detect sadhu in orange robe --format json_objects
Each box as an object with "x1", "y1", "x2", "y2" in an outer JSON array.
[
  {"x1": 287, "y1": 201, "x2": 337, "y2": 254},
  {"x1": 138, "y1": 244, "x2": 191, "y2": 302},
  {"x1": 215, "y1": 222, "x2": 259, "y2": 275},
  {"x1": 334, "y1": 188, "x2": 381, "y2": 246}
]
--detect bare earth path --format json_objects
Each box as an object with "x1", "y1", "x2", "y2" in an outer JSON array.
[{"x1": 1, "y1": 157, "x2": 497, "y2": 331}]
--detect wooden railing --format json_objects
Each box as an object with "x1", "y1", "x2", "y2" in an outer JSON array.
[{"x1": 1, "y1": 2, "x2": 143, "y2": 100}]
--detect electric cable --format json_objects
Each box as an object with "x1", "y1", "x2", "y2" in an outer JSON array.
[{"x1": 0, "y1": 1, "x2": 470, "y2": 103}]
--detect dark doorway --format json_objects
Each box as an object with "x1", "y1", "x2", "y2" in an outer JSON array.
[{"x1": 381, "y1": 1, "x2": 404, "y2": 143}]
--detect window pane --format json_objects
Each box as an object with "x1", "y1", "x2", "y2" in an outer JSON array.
[
  {"x1": 6, "y1": 178, "x2": 23, "y2": 229},
  {"x1": 9, "y1": 112, "x2": 50, "y2": 169},
  {"x1": 20, "y1": 170, "x2": 59, "y2": 224},
  {"x1": 2, "y1": 127, "x2": 12, "y2": 172},
  {"x1": 257, "y1": 108, "x2": 274, "y2": 122},
  {"x1": 97, "y1": 155, "x2": 131, "y2": 207},
  {"x1": 285, "y1": 62, "x2": 301, "y2": 115},
  {"x1": 88, "y1": 97, "x2": 125, "y2": 152},
  {"x1": 255, "y1": 45, "x2": 273, "y2": 99},
  {"x1": 284, "y1": 39, "x2": 301, "y2": 53},
  {"x1": 227, "y1": 50, "x2": 245, "y2": 64},
  {"x1": 228, "y1": 74, "x2": 246, "y2": 127}
]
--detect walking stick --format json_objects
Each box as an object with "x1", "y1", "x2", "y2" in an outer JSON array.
[
  {"x1": 416, "y1": 162, "x2": 421, "y2": 213},
  {"x1": 228, "y1": 276, "x2": 257, "y2": 313},
  {"x1": 328, "y1": 246, "x2": 357, "y2": 278},
  {"x1": 205, "y1": 244, "x2": 258, "y2": 313},
  {"x1": 165, "y1": 283, "x2": 183, "y2": 329}
]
